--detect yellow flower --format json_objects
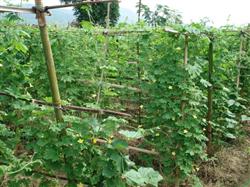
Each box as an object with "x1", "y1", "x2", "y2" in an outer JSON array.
[
  {"x1": 140, "y1": 105, "x2": 144, "y2": 109},
  {"x1": 77, "y1": 183, "x2": 84, "y2": 187},
  {"x1": 92, "y1": 138, "x2": 97, "y2": 144},
  {"x1": 91, "y1": 94, "x2": 97, "y2": 98},
  {"x1": 107, "y1": 139, "x2": 112, "y2": 144},
  {"x1": 77, "y1": 139, "x2": 84, "y2": 144},
  {"x1": 172, "y1": 152, "x2": 176, "y2": 156}
]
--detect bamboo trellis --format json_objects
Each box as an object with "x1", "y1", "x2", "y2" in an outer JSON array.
[
  {"x1": 0, "y1": 0, "x2": 249, "y2": 156},
  {"x1": 0, "y1": 0, "x2": 118, "y2": 122},
  {"x1": 0, "y1": 0, "x2": 161, "y2": 157}
]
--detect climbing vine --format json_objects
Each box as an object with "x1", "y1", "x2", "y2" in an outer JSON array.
[{"x1": 0, "y1": 16, "x2": 249, "y2": 186}]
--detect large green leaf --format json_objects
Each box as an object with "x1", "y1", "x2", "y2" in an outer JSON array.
[
  {"x1": 242, "y1": 115, "x2": 250, "y2": 122},
  {"x1": 119, "y1": 130, "x2": 144, "y2": 139},
  {"x1": 111, "y1": 140, "x2": 128, "y2": 151},
  {"x1": 124, "y1": 167, "x2": 163, "y2": 187}
]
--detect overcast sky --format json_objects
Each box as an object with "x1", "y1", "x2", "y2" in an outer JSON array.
[{"x1": 4, "y1": 0, "x2": 250, "y2": 26}]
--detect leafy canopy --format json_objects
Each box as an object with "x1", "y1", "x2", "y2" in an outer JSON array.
[
  {"x1": 60, "y1": 0, "x2": 120, "y2": 26},
  {"x1": 138, "y1": 3, "x2": 182, "y2": 26}
]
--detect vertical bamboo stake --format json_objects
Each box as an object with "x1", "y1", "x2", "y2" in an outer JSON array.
[
  {"x1": 206, "y1": 38, "x2": 214, "y2": 156},
  {"x1": 236, "y1": 32, "x2": 244, "y2": 89},
  {"x1": 137, "y1": 0, "x2": 142, "y2": 125},
  {"x1": 136, "y1": 44, "x2": 142, "y2": 125},
  {"x1": 138, "y1": 0, "x2": 142, "y2": 22},
  {"x1": 96, "y1": 2, "x2": 111, "y2": 106},
  {"x1": 181, "y1": 34, "x2": 189, "y2": 113},
  {"x1": 35, "y1": 0, "x2": 63, "y2": 122},
  {"x1": 174, "y1": 34, "x2": 189, "y2": 187},
  {"x1": 184, "y1": 34, "x2": 188, "y2": 65}
]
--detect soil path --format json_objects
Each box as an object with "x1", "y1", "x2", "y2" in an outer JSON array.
[
  {"x1": 238, "y1": 126, "x2": 250, "y2": 187},
  {"x1": 231, "y1": 127, "x2": 250, "y2": 187},
  {"x1": 201, "y1": 130, "x2": 250, "y2": 187}
]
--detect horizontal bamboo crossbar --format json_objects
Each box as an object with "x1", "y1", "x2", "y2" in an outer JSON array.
[
  {"x1": 0, "y1": 0, "x2": 118, "y2": 14},
  {"x1": 45, "y1": 0, "x2": 119, "y2": 10},
  {"x1": 164, "y1": 27, "x2": 179, "y2": 34},
  {"x1": 101, "y1": 30, "x2": 150, "y2": 36},
  {"x1": 78, "y1": 79, "x2": 142, "y2": 93},
  {"x1": 0, "y1": 6, "x2": 34, "y2": 13},
  {"x1": 96, "y1": 138, "x2": 159, "y2": 155},
  {"x1": 0, "y1": 22, "x2": 247, "y2": 39},
  {"x1": 0, "y1": 91, "x2": 131, "y2": 118},
  {"x1": 66, "y1": 27, "x2": 250, "y2": 37}
]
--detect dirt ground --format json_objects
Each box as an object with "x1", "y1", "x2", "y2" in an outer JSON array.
[{"x1": 199, "y1": 134, "x2": 250, "y2": 187}]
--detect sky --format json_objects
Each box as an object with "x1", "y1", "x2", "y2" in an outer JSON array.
[{"x1": 3, "y1": 0, "x2": 250, "y2": 26}]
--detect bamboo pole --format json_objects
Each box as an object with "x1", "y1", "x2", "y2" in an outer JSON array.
[
  {"x1": 138, "y1": 0, "x2": 142, "y2": 22},
  {"x1": 180, "y1": 35, "x2": 189, "y2": 114},
  {"x1": 175, "y1": 34, "x2": 189, "y2": 187},
  {"x1": 136, "y1": 41, "x2": 142, "y2": 126},
  {"x1": 184, "y1": 34, "x2": 188, "y2": 65},
  {"x1": 35, "y1": 0, "x2": 63, "y2": 122},
  {"x1": 96, "y1": 2, "x2": 111, "y2": 106},
  {"x1": 0, "y1": 92, "x2": 132, "y2": 118},
  {"x1": 236, "y1": 33, "x2": 244, "y2": 89},
  {"x1": 0, "y1": 1, "x2": 118, "y2": 14},
  {"x1": 206, "y1": 38, "x2": 214, "y2": 156},
  {"x1": 78, "y1": 79, "x2": 142, "y2": 93},
  {"x1": 45, "y1": 0, "x2": 118, "y2": 10},
  {"x1": 0, "y1": 5, "x2": 34, "y2": 13},
  {"x1": 136, "y1": 0, "x2": 143, "y2": 126},
  {"x1": 96, "y1": 139, "x2": 159, "y2": 155}
]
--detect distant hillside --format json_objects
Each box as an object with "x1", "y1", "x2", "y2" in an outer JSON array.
[
  {"x1": 20, "y1": 8, "x2": 75, "y2": 26},
  {"x1": 0, "y1": 4, "x2": 137, "y2": 26}
]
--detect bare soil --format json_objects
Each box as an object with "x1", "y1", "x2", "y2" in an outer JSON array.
[{"x1": 199, "y1": 134, "x2": 250, "y2": 187}]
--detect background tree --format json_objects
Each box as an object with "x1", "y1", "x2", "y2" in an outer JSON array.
[
  {"x1": 60, "y1": 0, "x2": 119, "y2": 26},
  {"x1": 138, "y1": 3, "x2": 182, "y2": 26}
]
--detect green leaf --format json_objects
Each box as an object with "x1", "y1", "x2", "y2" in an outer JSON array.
[
  {"x1": 186, "y1": 64, "x2": 202, "y2": 78},
  {"x1": 200, "y1": 79, "x2": 212, "y2": 88},
  {"x1": 111, "y1": 140, "x2": 128, "y2": 151},
  {"x1": 13, "y1": 41, "x2": 28, "y2": 53},
  {"x1": 242, "y1": 115, "x2": 250, "y2": 122},
  {"x1": 119, "y1": 130, "x2": 144, "y2": 139},
  {"x1": 80, "y1": 21, "x2": 94, "y2": 30},
  {"x1": 44, "y1": 148, "x2": 59, "y2": 162},
  {"x1": 102, "y1": 117, "x2": 125, "y2": 136},
  {"x1": 124, "y1": 169, "x2": 145, "y2": 186},
  {"x1": 102, "y1": 162, "x2": 117, "y2": 178},
  {"x1": 228, "y1": 99, "x2": 236, "y2": 107},
  {"x1": 124, "y1": 167, "x2": 163, "y2": 187},
  {"x1": 108, "y1": 150, "x2": 124, "y2": 172},
  {"x1": 105, "y1": 177, "x2": 126, "y2": 187},
  {"x1": 225, "y1": 133, "x2": 236, "y2": 139},
  {"x1": 0, "y1": 166, "x2": 5, "y2": 178},
  {"x1": 138, "y1": 167, "x2": 163, "y2": 186}
]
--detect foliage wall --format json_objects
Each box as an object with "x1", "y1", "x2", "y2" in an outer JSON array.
[{"x1": 0, "y1": 17, "x2": 249, "y2": 186}]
